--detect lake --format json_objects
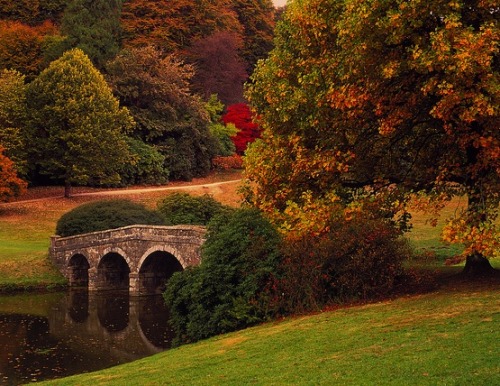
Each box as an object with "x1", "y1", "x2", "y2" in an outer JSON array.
[{"x1": 0, "y1": 291, "x2": 173, "y2": 385}]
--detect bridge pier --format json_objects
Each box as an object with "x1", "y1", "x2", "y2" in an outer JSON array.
[
  {"x1": 88, "y1": 267, "x2": 98, "y2": 291},
  {"x1": 129, "y1": 273, "x2": 140, "y2": 294}
]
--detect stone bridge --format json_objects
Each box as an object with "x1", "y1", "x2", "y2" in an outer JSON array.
[{"x1": 49, "y1": 225, "x2": 206, "y2": 295}]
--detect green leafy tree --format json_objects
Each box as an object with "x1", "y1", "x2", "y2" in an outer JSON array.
[
  {"x1": 119, "y1": 137, "x2": 169, "y2": 185},
  {"x1": 205, "y1": 95, "x2": 237, "y2": 156},
  {"x1": 27, "y1": 48, "x2": 133, "y2": 197},
  {"x1": 106, "y1": 46, "x2": 218, "y2": 180},
  {"x1": 246, "y1": 0, "x2": 499, "y2": 275},
  {"x1": 0, "y1": 69, "x2": 28, "y2": 176},
  {"x1": 232, "y1": 0, "x2": 276, "y2": 71}
]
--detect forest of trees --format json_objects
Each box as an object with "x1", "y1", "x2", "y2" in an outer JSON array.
[{"x1": 0, "y1": 0, "x2": 274, "y2": 197}]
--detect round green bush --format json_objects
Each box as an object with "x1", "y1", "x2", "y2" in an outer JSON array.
[
  {"x1": 56, "y1": 199, "x2": 164, "y2": 237},
  {"x1": 157, "y1": 192, "x2": 229, "y2": 225}
]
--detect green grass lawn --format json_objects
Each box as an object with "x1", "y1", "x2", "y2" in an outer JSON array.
[{"x1": 38, "y1": 278, "x2": 499, "y2": 385}]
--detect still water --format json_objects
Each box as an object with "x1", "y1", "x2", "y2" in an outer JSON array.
[{"x1": 0, "y1": 291, "x2": 174, "y2": 385}]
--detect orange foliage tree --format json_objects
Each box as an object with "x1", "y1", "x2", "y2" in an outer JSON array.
[
  {"x1": 0, "y1": 20, "x2": 58, "y2": 78},
  {"x1": 121, "y1": 0, "x2": 242, "y2": 52},
  {"x1": 0, "y1": 146, "x2": 26, "y2": 202},
  {"x1": 246, "y1": 0, "x2": 499, "y2": 275}
]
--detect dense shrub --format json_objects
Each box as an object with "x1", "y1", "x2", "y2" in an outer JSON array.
[
  {"x1": 56, "y1": 199, "x2": 164, "y2": 237},
  {"x1": 163, "y1": 208, "x2": 282, "y2": 344},
  {"x1": 157, "y1": 192, "x2": 230, "y2": 226},
  {"x1": 272, "y1": 215, "x2": 411, "y2": 314}
]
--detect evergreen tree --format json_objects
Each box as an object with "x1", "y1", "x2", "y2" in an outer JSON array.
[{"x1": 56, "y1": 0, "x2": 123, "y2": 68}]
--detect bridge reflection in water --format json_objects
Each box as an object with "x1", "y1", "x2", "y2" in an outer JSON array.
[
  {"x1": 0, "y1": 290, "x2": 173, "y2": 385},
  {"x1": 50, "y1": 290, "x2": 174, "y2": 355}
]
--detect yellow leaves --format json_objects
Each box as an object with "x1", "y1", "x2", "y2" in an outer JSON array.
[
  {"x1": 442, "y1": 218, "x2": 500, "y2": 259},
  {"x1": 328, "y1": 85, "x2": 369, "y2": 111},
  {"x1": 381, "y1": 61, "x2": 399, "y2": 79},
  {"x1": 280, "y1": 190, "x2": 342, "y2": 236}
]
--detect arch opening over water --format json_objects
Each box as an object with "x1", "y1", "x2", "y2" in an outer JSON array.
[
  {"x1": 97, "y1": 253, "x2": 130, "y2": 291},
  {"x1": 138, "y1": 251, "x2": 183, "y2": 295}
]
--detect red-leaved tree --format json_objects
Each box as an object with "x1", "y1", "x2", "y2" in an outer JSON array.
[{"x1": 222, "y1": 103, "x2": 261, "y2": 155}]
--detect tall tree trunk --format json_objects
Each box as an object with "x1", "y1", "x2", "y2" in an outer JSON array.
[{"x1": 64, "y1": 180, "x2": 72, "y2": 198}]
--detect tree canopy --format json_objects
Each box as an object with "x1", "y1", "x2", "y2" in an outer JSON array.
[
  {"x1": 121, "y1": 0, "x2": 242, "y2": 53},
  {"x1": 245, "y1": 0, "x2": 499, "y2": 273},
  {"x1": 26, "y1": 48, "x2": 133, "y2": 197},
  {"x1": 56, "y1": 0, "x2": 123, "y2": 68},
  {"x1": 106, "y1": 46, "x2": 218, "y2": 180},
  {"x1": 187, "y1": 32, "x2": 248, "y2": 105},
  {"x1": 0, "y1": 20, "x2": 58, "y2": 78},
  {"x1": 0, "y1": 69, "x2": 28, "y2": 175}
]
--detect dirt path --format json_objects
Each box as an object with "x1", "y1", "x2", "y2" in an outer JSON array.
[
  {"x1": 0, "y1": 170, "x2": 242, "y2": 208},
  {"x1": 0, "y1": 179, "x2": 242, "y2": 206}
]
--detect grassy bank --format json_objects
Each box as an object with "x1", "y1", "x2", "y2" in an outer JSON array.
[{"x1": 38, "y1": 277, "x2": 499, "y2": 385}]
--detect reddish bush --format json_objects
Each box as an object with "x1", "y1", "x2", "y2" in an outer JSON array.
[
  {"x1": 212, "y1": 154, "x2": 243, "y2": 170},
  {"x1": 268, "y1": 215, "x2": 411, "y2": 315},
  {"x1": 222, "y1": 103, "x2": 261, "y2": 154}
]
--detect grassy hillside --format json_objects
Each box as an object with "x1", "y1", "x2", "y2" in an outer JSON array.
[{"x1": 38, "y1": 277, "x2": 499, "y2": 385}]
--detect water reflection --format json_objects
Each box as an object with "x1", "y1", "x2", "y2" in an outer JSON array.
[{"x1": 0, "y1": 291, "x2": 174, "y2": 385}]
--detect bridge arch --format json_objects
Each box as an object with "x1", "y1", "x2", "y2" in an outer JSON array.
[
  {"x1": 138, "y1": 245, "x2": 189, "y2": 269},
  {"x1": 96, "y1": 249, "x2": 131, "y2": 291},
  {"x1": 138, "y1": 249, "x2": 184, "y2": 294}
]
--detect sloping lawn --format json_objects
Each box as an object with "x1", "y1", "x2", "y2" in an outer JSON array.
[{"x1": 38, "y1": 277, "x2": 499, "y2": 385}]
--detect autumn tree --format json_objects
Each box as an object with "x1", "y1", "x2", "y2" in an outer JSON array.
[
  {"x1": 106, "y1": 46, "x2": 218, "y2": 180},
  {"x1": 0, "y1": 20, "x2": 59, "y2": 78},
  {"x1": 0, "y1": 0, "x2": 67, "y2": 25},
  {"x1": 222, "y1": 103, "x2": 261, "y2": 154},
  {"x1": 187, "y1": 32, "x2": 248, "y2": 105},
  {"x1": 246, "y1": 0, "x2": 499, "y2": 275},
  {"x1": 0, "y1": 69, "x2": 28, "y2": 176},
  {"x1": 232, "y1": 0, "x2": 276, "y2": 71},
  {"x1": 26, "y1": 48, "x2": 133, "y2": 197},
  {"x1": 0, "y1": 146, "x2": 26, "y2": 202},
  {"x1": 121, "y1": 0, "x2": 242, "y2": 53}
]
